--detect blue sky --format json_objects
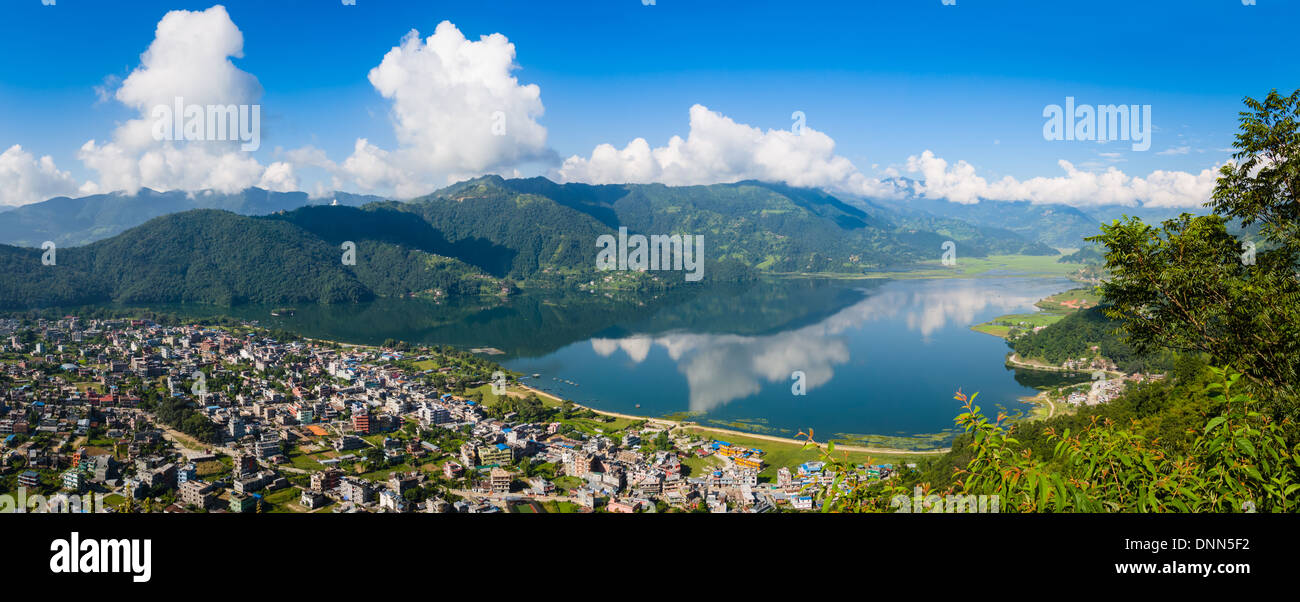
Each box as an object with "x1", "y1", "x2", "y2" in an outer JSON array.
[{"x1": 0, "y1": 0, "x2": 1296, "y2": 207}]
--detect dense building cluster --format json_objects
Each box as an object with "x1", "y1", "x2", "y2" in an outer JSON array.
[{"x1": 0, "y1": 316, "x2": 896, "y2": 514}]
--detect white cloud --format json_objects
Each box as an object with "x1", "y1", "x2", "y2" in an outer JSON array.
[
  {"x1": 591, "y1": 336, "x2": 653, "y2": 363},
  {"x1": 582, "y1": 278, "x2": 1049, "y2": 413},
  {"x1": 556, "y1": 103, "x2": 1221, "y2": 210},
  {"x1": 0, "y1": 9, "x2": 1233, "y2": 213},
  {"x1": 77, "y1": 5, "x2": 291, "y2": 195},
  {"x1": 905, "y1": 150, "x2": 1219, "y2": 208},
  {"x1": 0, "y1": 145, "x2": 82, "y2": 207},
  {"x1": 257, "y1": 161, "x2": 298, "y2": 192},
  {"x1": 339, "y1": 139, "x2": 406, "y2": 193},
  {"x1": 556, "y1": 104, "x2": 903, "y2": 199},
  {"x1": 1156, "y1": 146, "x2": 1191, "y2": 156},
  {"x1": 330, "y1": 20, "x2": 552, "y2": 197}
]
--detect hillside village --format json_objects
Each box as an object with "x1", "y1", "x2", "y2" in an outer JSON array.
[{"x1": 0, "y1": 315, "x2": 897, "y2": 514}]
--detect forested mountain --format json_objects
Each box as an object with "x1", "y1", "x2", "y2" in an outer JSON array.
[
  {"x1": 1010, "y1": 305, "x2": 1174, "y2": 373},
  {"x1": 0, "y1": 176, "x2": 1059, "y2": 309},
  {"x1": 0, "y1": 187, "x2": 385, "y2": 248},
  {"x1": 0, "y1": 209, "x2": 501, "y2": 309},
  {"x1": 413, "y1": 176, "x2": 1055, "y2": 274}
]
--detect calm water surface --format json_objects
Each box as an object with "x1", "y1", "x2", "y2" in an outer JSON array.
[{"x1": 155, "y1": 277, "x2": 1087, "y2": 446}]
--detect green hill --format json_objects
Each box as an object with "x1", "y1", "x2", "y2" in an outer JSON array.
[
  {"x1": 0, "y1": 210, "x2": 500, "y2": 309},
  {"x1": 415, "y1": 176, "x2": 1055, "y2": 274},
  {"x1": 0, "y1": 177, "x2": 1061, "y2": 309}
]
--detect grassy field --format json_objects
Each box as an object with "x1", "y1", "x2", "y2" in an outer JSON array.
[
  {"x1": 971, "y1": 312, "x2": 1067, "y2": 338},
  {"x1": 680, "y1": 453, "x2": 725, "y2": 477},
  {"x1": 971, "y1": 287, "x2": 1099, "y2": 340},
  {"x1": 565, "y1": 415, "x2": 643, "y2": 435},
  {"x1": 464, "y1": 383, "x2": 509, "y2": 405},
  {"x1": 287, "y1": 450, "x2": 336, "y2": 471},
  {"x1": 102, "y1": 493, "x2": 126, "y2": 510},
  {"x1": 552, "y1": 476, "x2": 584, "y2": 492},
  {"x1": 541, "y1": 500, "x2": 583, "y2": 513},
  {"x1": 794, "y1": 253, "x2": 1081, "y2": 281},
  {"x1": 196, "y1": 459, "x2": 228, "y2": 478},
  {"x1": 259, "y1": 486, "x2": 303, "y2": 513},
  {"x1": 970, "y1": 323, "x2": 1013, "y2": 337}
]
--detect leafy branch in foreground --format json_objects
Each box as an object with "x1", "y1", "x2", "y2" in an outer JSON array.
[
  {"x1": 797, "y1": 369, "x2": 1297, "y2": 513},
  {"x1": 1090, "y1": 89, "x2": 1300, "y2": 404}
]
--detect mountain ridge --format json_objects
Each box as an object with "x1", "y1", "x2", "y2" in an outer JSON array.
[{"x1": 0, "y1": 177, "x2": 1065, "y2": 309}]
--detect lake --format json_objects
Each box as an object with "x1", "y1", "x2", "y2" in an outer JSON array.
[{"x1": 156, "y1": 276, "x2": 1087, "y2": 447}]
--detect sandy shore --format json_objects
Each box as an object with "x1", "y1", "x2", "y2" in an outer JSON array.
[{"x1": 516, "y1": 384, "x2": 950, "y2": 456}]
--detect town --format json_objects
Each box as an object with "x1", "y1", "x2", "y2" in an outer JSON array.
[{"x1": 0, "y1": 315, "x2": 899, "y2": 514}]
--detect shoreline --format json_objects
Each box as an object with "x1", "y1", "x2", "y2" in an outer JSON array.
[
  {"x1": 516, "y1": 383, "x2": 950, "y2": 456},
  {"x1": 1005, "y1": 352, "x2": 1124, "y2": 378}
]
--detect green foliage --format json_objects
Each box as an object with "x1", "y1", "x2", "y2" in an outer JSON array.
[
  {"x1": 146, "y1": 395, "x2": 218, "y2": 444},
  {"x1": 1090, "y1": 89, "x2": 1300, "y2": 403},
  {"x1": 415, "y1": 175, "x2": 1050, "y2": 275},
  {"x1": 486, "y1": 394, "x2": 555, "y2": 424},
  {"x1": 1011, "y1": 306, "x2": 1174, "y2": 373},
  {"x1": 0, "y1": 209, "x2": 499, "y2": 308},
  {"x1": 802, "y1": 369, "x2": 1298, "y2": 513},
  {"x1": 956, "y1": 369, "x2": 1298, "y2": 512},
  {"x1": 0, "y1": 176, "x2": 1058, "y2": 309}
]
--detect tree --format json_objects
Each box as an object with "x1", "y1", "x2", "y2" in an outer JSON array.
[
  {"x1": 801, "y1": 373, "x2": 1299, "y2": 513},
  {"x1": 1091, "y1": 89, "x2": 1300, "y2": 408}
]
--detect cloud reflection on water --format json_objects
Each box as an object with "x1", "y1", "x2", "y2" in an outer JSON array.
[{"x1": 590, "y1": 279, "x2": 1055, "y2": 413}]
